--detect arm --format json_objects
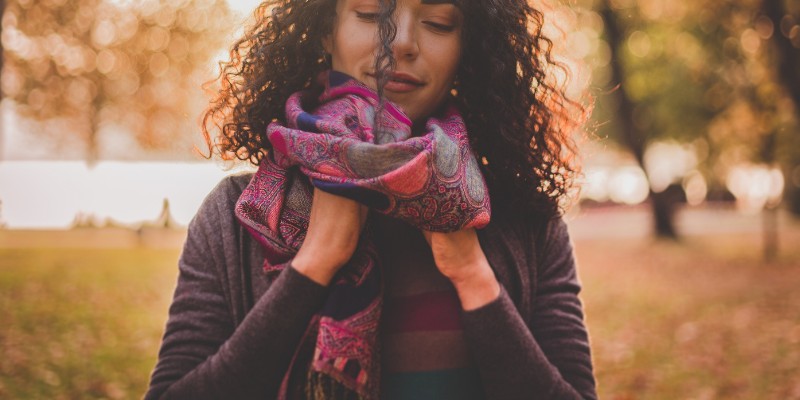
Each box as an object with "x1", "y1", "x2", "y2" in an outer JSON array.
[
  {"x1": 145, "y1": 183, "x2": 330, "y2": 399},
  {"x1": 459, "y1": 218, "x2": 596, "y2": 399}
]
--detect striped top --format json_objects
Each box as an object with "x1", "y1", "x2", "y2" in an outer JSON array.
[{"x1": 372, "y1": 214, "x2": 486, "y2": 400}]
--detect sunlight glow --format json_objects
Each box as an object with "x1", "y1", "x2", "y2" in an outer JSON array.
[
  {"x1": 0, "y1": 161, "x2": 253, "y2": 229},
  {"x1": 608, "y1": 166, "x2": 650, "y2": 205},
  {"x1": 226, "y1": 0, "x2": 263, "y2": 15},
  {"x1": 726, "y1": 164, "x2": 784, "y2": 214},
  {"x1": 644, "y1": 141, "x2": 699, "y2": 193}
]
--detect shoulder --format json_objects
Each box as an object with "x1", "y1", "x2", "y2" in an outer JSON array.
[
  {"x1": 493, "y1": 212, "x2": 573, "y2": 280},
  {"x1": 200, "y1": 172, "x2": 254, "y2": 211},
  {"x1": 505, "y1": 211, "x2": 574, "y2": 276},
  {"x1": 480, "y1": 210, "x2": 574, "y2": 302},
  {"x1": 500, "y1": 210, "x2": 570, "y2": 251},
  {"x1": 190, "y1": 173, "x2": 253, "y2": 225},
  {"x1": 184, "y1": 172, "x2": 255, "y2": 259},
  {"x1": 180, "y1": 172, "x2": 259, "y2": 317},
  {"x1": 486, "y1": 208, "x2": 559, "y2": 252},
  {"x1": 540, "y1": 216, "x2": 572, "y2": 256}
]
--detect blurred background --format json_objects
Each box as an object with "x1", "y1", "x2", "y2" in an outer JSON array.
[{"x1": 0, "y1": 0, "x2": 798, "y2": 398}]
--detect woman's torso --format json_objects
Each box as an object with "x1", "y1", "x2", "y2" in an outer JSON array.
[{"x1": 372, "y1": 213, "x2": 485, "y2": 400}]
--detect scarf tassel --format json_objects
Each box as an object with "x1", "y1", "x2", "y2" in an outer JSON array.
[{"x1": 305, "y1": 371, "x2": 366, "y2": 400}]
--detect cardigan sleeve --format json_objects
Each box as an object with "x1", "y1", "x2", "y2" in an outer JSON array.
[
  {"x1": 145, "y1": 178, "x2": 329, "y2": 399},
  {"x1": 461, "y1": 217, "x2": 596, "y2": 399}
]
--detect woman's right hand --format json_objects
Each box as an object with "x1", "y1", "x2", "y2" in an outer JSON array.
[{"x1": 291, "y1": 187, "x2": 368, "y2": 286}]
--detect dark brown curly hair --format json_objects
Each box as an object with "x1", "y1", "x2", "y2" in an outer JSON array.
[{"x1": 203, "y1": 0, "x2": 586, "y2": 219}]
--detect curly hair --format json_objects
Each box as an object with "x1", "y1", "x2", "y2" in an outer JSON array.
[{"x1": 203, "y1": 0, "x2": 585, "y2": 219}]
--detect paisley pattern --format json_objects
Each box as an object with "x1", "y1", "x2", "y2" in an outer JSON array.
[{"x1": 235, "y1": 70, "x2": 491, "y2": 399}]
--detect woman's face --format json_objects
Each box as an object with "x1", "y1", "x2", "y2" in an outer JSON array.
[{"x1": 324, "y1": 0, "x2": 463, "y2": 123}]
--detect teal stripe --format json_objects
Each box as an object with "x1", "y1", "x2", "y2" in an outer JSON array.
[{"x1": 381, "y1": 368, "x2": 485, "y2": 400}]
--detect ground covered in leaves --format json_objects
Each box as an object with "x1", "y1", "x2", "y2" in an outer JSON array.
[
  {"x1": 1, "y1": 221, "x2": 799, "y2": 399},
  {"x1": 578, "y1": 230, "x2": 800, "y2": 399}
]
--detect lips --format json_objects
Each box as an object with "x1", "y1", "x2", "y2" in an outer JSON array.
[
  {"x1": 369, "y1": 71, "x2": 424, "y2": 93},
  {"x1": 388, "y1": 72, "x2": 423, "y2": 86}
]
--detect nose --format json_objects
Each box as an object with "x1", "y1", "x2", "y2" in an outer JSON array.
[{"x1": 392, "y1": 12, "x2": 419, "y2": 60}]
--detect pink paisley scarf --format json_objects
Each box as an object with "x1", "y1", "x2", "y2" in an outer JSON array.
[{"x1": 235, "y1": 70, "x2": 491, "y2": 399}]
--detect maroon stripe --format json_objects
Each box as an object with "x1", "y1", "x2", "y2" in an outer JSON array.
[
  {"x1": 383, "y1": 290, "x2": 462, "y2": 333},
  {"x1": 381, "y1": 331, "x2": 471, "y2": 372}
]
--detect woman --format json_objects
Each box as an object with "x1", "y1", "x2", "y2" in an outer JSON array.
[{"x1": 146, "y1": 0, "x2": 596, "y2": 398}]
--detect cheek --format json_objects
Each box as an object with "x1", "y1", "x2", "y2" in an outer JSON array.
[
  {"x1": 427, "y1": 32, "x2": 461, "y2": 66},
  {"x1": 430, "y1": 38, "x2": 462, "y2": 84},
  {"x1": 447, "y1": 39, "x2": 463, "y2": 75},
  {"x1": 334, "y1": 20, "x2": 377, "y2": 61}
]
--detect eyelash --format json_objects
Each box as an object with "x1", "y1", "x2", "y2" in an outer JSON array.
[
  {"x1": 355, "y1": 11, "x2": 379, "y2": 21},
  {"x1": 356, "y1": 12, "x2": 455, "y2": 33},
  {"x1": 424, "y1": 21, "x2": 455, "y2": 32}
]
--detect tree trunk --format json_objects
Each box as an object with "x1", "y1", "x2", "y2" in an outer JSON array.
[
  {"x1": 763, "y1": 0, "x2": 800, "y2": 216},
  {"x1": 763, "y1": 206, "x2": 779, "y2": 262},
  {"x1": 0, "y1": 0, "x2": 4, "y2": 90},
  {"x1": 0, "y1": 0, "x2": 5, "y2": 161},
  {"x1": 651, "y1": 185, "x2": 684, "y2": 239},
  {"x1": 87, "y1": 92, "x2": 102, "y2": 165},
  {"x1": 791, "y1": 188, "x2": 800, "y2": 215},
  {"x1": 600, "y1": 1, "x2": 679, "y2": 239},
  {"x1": 763, "y1": 0, "x2": 800, "y2": 108}
]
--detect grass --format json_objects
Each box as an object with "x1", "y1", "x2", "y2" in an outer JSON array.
[
  {"x1": 0, "y1": 248, "x2": 180, "y2": 399},
  {"x1": 1, "y1": 227, "x2": 799, "y2": 399}
]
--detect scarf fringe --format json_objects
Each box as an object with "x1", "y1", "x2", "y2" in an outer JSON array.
[{"x1": 305, "y1": 371, "x2": 366, "y2": 400}]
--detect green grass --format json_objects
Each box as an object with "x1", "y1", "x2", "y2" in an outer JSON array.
[
  {"x1": 1, "y1": 230, "x2": 799, "y2": 399},
  {"x1": 0, "y1": 248, "x2": 180, "y2": 399}
]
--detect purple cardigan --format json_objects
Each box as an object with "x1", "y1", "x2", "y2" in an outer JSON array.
[{"x1": 145, "y1": 174, "x2": 596, "y2": 399}]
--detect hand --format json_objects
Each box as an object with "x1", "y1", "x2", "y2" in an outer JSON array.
[
  {"x1": 422, "y1": 229, "x2": 501, "y2": 310},
  {"x1": 292, "y1": 188, "x2": 368, "y2": 286}
]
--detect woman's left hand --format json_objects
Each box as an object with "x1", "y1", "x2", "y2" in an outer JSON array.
[{"x1": 422, "y1": 229, "x2": 501, "y2": 310}]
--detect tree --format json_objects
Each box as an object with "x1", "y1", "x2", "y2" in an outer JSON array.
[
  {"x1": 587, "y1": 0, "x2": 798, "y2": 244},
  {"x1": 2, "y1": 0, "x2": 236, "y2": 161},
  {"x1": 596, "y1": 0, "x2": 714, "y2": 238},
  {"x1": 761, "y1": 0, "x2": 800, "y2": 216},
  {"x1": 699, "y1": 0, "x2": 797, "y2": 260},
  {"x1": 1, "y1": 0, "x2": 5, "y2": 159}
]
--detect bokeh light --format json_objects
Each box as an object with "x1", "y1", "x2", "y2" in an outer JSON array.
[
  {"x1": 1, "y1": 0, "x2": 238, "y2": 161},
  {"x1": 608, "y1": 165, "x2": 650, "y2": 205},
  {"x1": 726, "y1": 164, "x2": 785, "y2": 214}
]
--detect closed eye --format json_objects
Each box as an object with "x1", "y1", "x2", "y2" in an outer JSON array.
[
  {"x1": 424, "y1": 21, "x2": 455, "y2": 32},
  {"x1": 356, "y1": 11, "x2": 379, "y2": 21}
]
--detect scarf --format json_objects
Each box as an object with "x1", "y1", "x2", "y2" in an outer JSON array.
[{"x1": 235, "y1": 70, "x2": 491, "y2": 399}]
